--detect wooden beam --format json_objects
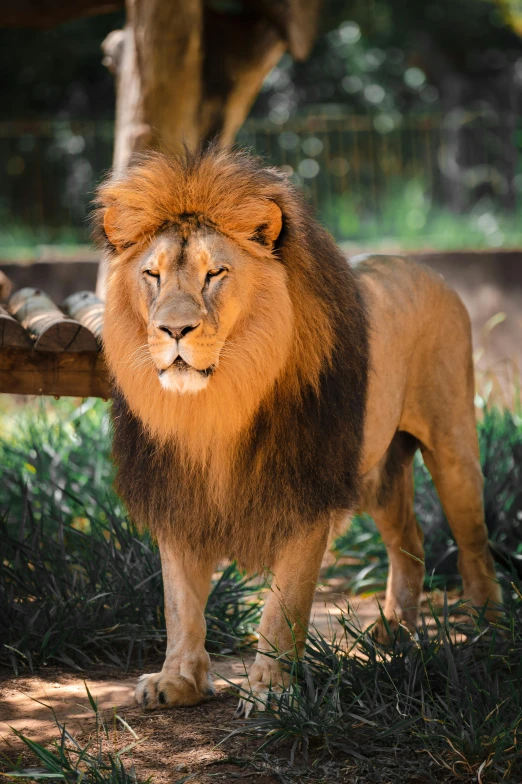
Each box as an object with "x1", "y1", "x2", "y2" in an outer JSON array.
[
  {"x1": 1, "y1": 288, "x2": 109, "y2": 397},
  {"x1": 0, "y1": 348, "x2": 110, "y2": 398},
  {"x1": 0, "y1": 270, "x2": 13, "y2": 301},
  {"x1": 0, "y1": 1, "x2": 123, "y2": 29},
  {"x1": 9, "y1": 288, "x2": 98, "y2": 353}
]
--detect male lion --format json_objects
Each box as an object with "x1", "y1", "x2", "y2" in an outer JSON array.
[{"x1": 94, "y1": 146, "x2": 500, "y2": 715}]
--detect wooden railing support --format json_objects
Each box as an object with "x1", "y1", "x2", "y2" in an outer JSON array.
[{"x1": 1, "y1": 288, "x2": 109, "y2": 398}]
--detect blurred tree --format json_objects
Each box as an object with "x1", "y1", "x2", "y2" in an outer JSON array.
[
  {"x1": 1, "y1": 0, "x2": 321, "y2": 294},
  {"x1": 255, "y1": 0, "x2": 522, "y2": 210},
  {"x1": 0, "y1": 1, "x2": 321, "y2": 161},
  {"x1": 106, "y1": 0, "x2": 320, "y2": 170}
]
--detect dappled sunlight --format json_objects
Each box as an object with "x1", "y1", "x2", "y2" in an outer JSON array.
[{"x1": 0, "y1": 674, "x2": 136, "y2": 742}]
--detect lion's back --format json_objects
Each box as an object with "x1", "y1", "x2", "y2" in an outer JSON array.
[
  {"x1": 353, "y1": 253, "x2": 471, "y2": 344},
  {"x1": 353, "y1": 253, "x2": 475, "y2": 471}
]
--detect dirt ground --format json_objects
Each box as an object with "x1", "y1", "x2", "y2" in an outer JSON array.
[
  {"x1": 0, "y1": 592, "x2": 385, "y2": 782},
  {"x1": 0, "y1": 591, "x2": 442, "y2": 783}
]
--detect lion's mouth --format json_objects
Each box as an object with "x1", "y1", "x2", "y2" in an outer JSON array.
[{"x1": 159, "y1": 356, "x2": 215, "y2": 378}]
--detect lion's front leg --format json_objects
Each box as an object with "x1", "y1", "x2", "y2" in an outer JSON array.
[
  {"x1": 135, "y1": 539, "x2": 215, "y2": 710},
  {"x1": 236, "y1": 524, "x2": 329, "y2": 717}
]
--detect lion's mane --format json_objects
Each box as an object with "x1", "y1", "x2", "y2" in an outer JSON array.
[{"x1": 94, "y1": 146, "x2": 369, "y2": 571}]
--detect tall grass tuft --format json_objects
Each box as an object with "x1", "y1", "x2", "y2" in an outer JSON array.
[
  {"x1": 0, "y1": 399, "x2": 261, "y2": 672},
  {"x1": 240, "y1": 585, "x2": 522, "y2": 782}
]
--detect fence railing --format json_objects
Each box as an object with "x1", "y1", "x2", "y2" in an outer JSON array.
[{"x1": 0, "y1": 114, "x2": 520, "y2": 247}]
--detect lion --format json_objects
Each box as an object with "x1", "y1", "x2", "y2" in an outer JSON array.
[{"x1": 94, "y1": 146, "x2": 501, "y2": 716}]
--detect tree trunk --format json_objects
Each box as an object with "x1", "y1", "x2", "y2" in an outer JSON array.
[
  {"x1": 96, "y1": 0, "x2": 314, "y2": 294},
  {"x1": 111, "y1": 0, "x2": 203, "y2": 171}
]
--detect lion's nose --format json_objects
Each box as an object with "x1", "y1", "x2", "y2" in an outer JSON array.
[{"x1": 156, "y1": 321, "x2": 200, "y2": 341}]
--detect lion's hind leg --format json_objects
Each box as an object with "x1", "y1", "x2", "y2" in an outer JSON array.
[
  {"x1": 362, "y1": 432, "x2": 425, "y2": 643},
  {"x1": 421, "y1": 437, "x2": 501, "y2": 620},
  {"x1": 403, "y1": 285, "x2": 501, "y2": 619}
]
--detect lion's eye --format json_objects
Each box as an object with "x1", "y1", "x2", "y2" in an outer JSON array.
[
  {"x1": 144, "y1": 269, "x2": 160, "y2": 279},
  {"x1": 206, "y1": 267, "x2": 226, "y2": 281}
]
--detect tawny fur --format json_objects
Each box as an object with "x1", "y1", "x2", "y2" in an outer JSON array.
[
  {"x1": 94, "y1": 146, "x2": 369, "y2": 571},
  {"x1": 94, "y1": 149, "x2": 501, "y2": 712}
]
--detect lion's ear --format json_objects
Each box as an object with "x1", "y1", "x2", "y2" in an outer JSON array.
[
  {"x1": 103, "y1": 206, "x2": 122, "y2": 251},
  {"x1": 265, "y1": 200, "x2": 282, "y2": 243},
  {"x1": 252, "y1": 200, "x2": 283, "y2": 248}
]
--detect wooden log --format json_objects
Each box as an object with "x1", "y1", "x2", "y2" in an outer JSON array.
[
  {"x1": 0, "y1": 1, "x2": 123, "y2": 29},
  {"x1": 0, "y1": 348, "x2": 111, "y2": 398},
  {"x1": 62, "y1": 291, "x2": 104, "y2": 341},
  {"x1": 9, "y1": 288, "x2": 98, "y2": 352},
  {"x1": 0, "y1": 270, "x2": 13, "y2": 301},
  {"x1": 0, "y1": 305, "x2": 32, "y2": 349}
]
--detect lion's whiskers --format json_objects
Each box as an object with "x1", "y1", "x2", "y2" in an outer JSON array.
[{"x1": 119, "y1": 343, "x2": 154, "y2": 372}]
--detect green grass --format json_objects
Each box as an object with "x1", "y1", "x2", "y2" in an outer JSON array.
[
  {"x1": 0, "y1": 225, "x2": 91, "y2": 261},
  {"x1": 236, "y1": 586, "x2": 522, "y2": 782},
  {"x1": 5, "y1": 598, "x2": 522, "y2": 784},
  {"x1": 0, "y1": 398, "x2": 261, "y2": 672}
]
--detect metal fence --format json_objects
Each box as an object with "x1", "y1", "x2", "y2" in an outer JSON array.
[
  {"x1": 0, "y1": 120, "x2": 114, "y2": 240},
  {"x1": 238, "y1": 114, "x2": 440, "y2": 204},
  {"x1": 0, "y1": 114, "x2": 519, "y2": 245}
]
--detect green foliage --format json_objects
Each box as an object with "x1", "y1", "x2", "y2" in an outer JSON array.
[
  {"x1": 0, "y1": 225, "x2": 92, "y2": 261},
  {"x1": 325, "y1": 179, "x2": 522, "y2": 249},
  {"x1": 1, "y1": 685, "x2": 148, "y2": 783},
  {"x1": 240, "y1": 590, "x2": 522, "y2": 782},
  {"x1": 0, "y1": 398, "x2": 118, "y2": 527},
  {"x1": 254, "y1": 0, "x2": 522, "y2": 122},
  {"x1": 0, "y1": 399, "x2": 261, "y2": 673},
  {"x1": 205, "y1": 564, "x2": 262, "y2": 654}
]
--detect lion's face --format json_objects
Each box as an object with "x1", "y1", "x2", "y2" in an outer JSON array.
[
  {"x1": 102, "y1": 176, "x2": 292, "y2": 400},
  {"x1": 135, "y1": 226, "x2": 254, "y2": 394},
  {"x1": 99, "y1": 150, "x2": 333, "y2": 449}
]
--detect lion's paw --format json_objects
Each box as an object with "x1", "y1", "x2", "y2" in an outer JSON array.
[
  {"x1": 235, "y1": 660, "x2": 288, "y2": 719},
  {"x1": 135, "y1": 670, "x2": 214, "y2": 710},
  {"x1": 370, "y1": 615, "x2": 416, "y2": 646}
]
